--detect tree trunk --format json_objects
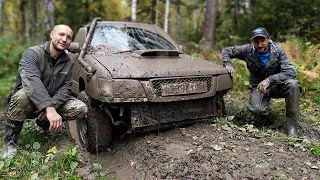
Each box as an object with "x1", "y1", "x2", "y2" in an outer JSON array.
[
  {"x1": 31, "y1": 0, "x2": 37, "y2": 40},
  {"x1": 151, "y1": 0, "x2": 156, "y2": 24},
  {"x1": 0, "y1": 0, "x2": 3, "y2": 34},
  {"x1": 41, "y1": 0, "x2": 55, "y2": 41},
  {"x1": 131, "y1": 0, "x2": 137, "y2": 22},
  {"x1": 155, "y1": 0, "x2": 158, "y2": 25},
  {"x1": 164, "y1": 0, "x2": 170, "y2": 33},
  {"x1": 235, "y1": 0, "x2": 239, "y2": 28},
  {"x1": 176, "y1": 0, "x2": 181, "y2": 41},
  {"x1": 84, "y1": 0, "x2": 89, "y2": 22},
  {"x1": 20, "y1": 0, "x2": 27, "y2": 40},
  {"x1": 203, "y1": 0, "x2": 217, "y2": 50}
]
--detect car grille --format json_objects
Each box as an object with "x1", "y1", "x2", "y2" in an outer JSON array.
[{"x1": 151, "y1": 77, "x2": 212, "y2": 97}]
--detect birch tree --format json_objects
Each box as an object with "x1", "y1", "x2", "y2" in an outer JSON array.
[
  {"x1": 155, "y1": 0, "x2": 158, "y2": 25},
  {"x1": 164, "y1": 0, "x2": 170, "y2": 33},
  {"x1": 131, "y1": 0, "x2": 137, "y2": 21},
  {"x1": 175, "y1": 0, "x2": 181, "y2": 41}
]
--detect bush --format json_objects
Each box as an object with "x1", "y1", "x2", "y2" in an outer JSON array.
[{"x1": 0, "y1": 35, "x2": 28, "y2": 78}]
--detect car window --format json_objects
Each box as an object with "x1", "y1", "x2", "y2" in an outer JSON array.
[{"x1": 91, "y1": 25, "x2": 177, "y2": 51}]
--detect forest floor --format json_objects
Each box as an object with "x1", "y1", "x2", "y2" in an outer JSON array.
[
  {"x1": 1, "y1": 90, "x2": 320, "y2": 180},
  {"x1": 83, "y1": 90, "x2": 320, "y2": 180},
  {"x1": 91, "y1": 121, "x2": 320, "y2": 180}
]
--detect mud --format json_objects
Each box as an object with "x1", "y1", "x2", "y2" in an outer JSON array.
[
  {"x1": 86, "y1": 45, "x2": 120, "y2": 56},
  {"x1": 90, "y1": 121, "x2": 320, "y2": 180}
]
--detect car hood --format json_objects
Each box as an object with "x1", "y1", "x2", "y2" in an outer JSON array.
[{"x1": 91, "y1": 51, "x2": 228, "y2": 78}]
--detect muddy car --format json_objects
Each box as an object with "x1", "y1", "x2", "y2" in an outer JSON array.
[{"x1": 67, "y1": 18, "x2": 233, "y2": 152}]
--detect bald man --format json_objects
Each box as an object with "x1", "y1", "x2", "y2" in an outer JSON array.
[{"x1": 1, "y1": 25, "x2": 87, "y2": 158}]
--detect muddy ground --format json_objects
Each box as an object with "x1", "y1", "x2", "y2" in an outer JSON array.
[
  {"x1": 1, "y1": 98, "x2": 320, "y2": 180},
  {"x1": 88, "y1": 120, "x2": 320, "y2": 180},
  {"x1": 83, "y1": 93, "x2": 320, "y2": 180}
]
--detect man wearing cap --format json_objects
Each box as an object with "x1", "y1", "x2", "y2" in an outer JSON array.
[{"x1": 221, "y1": 27, "x2": 300, "y2": 136}]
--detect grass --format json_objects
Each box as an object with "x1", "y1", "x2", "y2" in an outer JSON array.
[
  {"x1": 0, "y1": 75, "x2": 16, "y2": 110},
  {"x1": 0, "y1": 120, "x2": 110, "y2": 179},
  {"x1": 223, "y1": 88, "x2": 320, "y2": 159}
]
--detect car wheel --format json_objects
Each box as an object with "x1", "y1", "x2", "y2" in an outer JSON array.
[{"x1": 77, "y1": 91, "x2": 113, "y2": 152}]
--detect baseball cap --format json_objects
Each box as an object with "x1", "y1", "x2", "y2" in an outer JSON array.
[{"x1": 251, "y1": 27, "x2": 269, "y2": 39}]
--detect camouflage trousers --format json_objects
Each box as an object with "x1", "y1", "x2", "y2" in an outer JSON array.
[{"x1": 6, "y1": 89, "x2": 87, "y2": 122}]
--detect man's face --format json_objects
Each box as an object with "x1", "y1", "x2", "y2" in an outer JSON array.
[
  {"x1": 252, "y1": 36, "x2": 269, "y2": 53},
  {"x1": 50, "y1": 25, "x2": 73, "y2": 51}
]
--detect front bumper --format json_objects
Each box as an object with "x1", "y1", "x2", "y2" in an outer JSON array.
[{"x1": 130, "y1": 96, "x2": 218, "y2": 130}]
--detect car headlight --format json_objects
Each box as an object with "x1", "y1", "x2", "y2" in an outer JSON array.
[
  {"x1": 98, "y1": 78, "x2": 148, "y2": 103},
  {"x1": 98, "y1": 78, "x2": 113, "y2": 102}
]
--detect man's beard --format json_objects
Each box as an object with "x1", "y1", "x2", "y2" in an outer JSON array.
[
  {"x1": 257, "y1": 47, "x2": 267, "y2": 53},
  {"x1": 52, "y1": 41, "x2": 65, "y2": 52}
]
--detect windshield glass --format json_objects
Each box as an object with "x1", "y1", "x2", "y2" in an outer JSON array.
[{"x1": 90, "y1": 25, "x2": 177, "y2": 51}]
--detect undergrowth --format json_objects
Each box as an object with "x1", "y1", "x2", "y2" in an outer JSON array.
[{"x1": 0, "y1": 121, "x2": 109, "y2": 179}]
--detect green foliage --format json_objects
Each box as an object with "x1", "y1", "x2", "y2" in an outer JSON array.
[
  {"x1": 0, "y1": 121, "x2": 110, "y2": 179},
  {"x1": 55, "y1": 0, "x2": 126, "y2": 34},
  {"x1": 310, "y1": 141, "x2": 320, "y2": 159},
  {"x1": 55, "y1": 0, "x2": 106, "y2": 33},
  {"x1": 238, "y1": 124, "x2": 259, "y2": 133},
  {"x1": 0, "y1": 35, "x2": 27, "y2": 78},
  {"x1": 0, "y1": 125, "x2": 82, "y2": 179},
  {"x1": 214, "y1": 0, "x2": 320, "y2": 48},
  {"x1": 310, "y1": 147, "x2": 320, "y2": 158},
  {"x1": 221, "y1": 60, "x2": 251, "y2": 91},
  {"x1": 290, "y1": 40, "x2": 320, "y2": 104},
  {"x1": 0, "y1": 75, "x2": 16, "y2": 109},
  {"x1": 214, "y1": 116, "x2": 235, "y2": 125}
]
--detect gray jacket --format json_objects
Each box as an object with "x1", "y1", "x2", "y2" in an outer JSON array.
[
  {"x1": 222, "y1": 41, "x2": 297, "y2": 86},
  {"x1": 11, "y1": 41, "x2": 74, "y2": 111}
]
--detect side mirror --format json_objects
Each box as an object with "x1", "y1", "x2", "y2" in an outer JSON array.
[{"x1": 68, "y1": 42, "x2": 80, "y2": 53}]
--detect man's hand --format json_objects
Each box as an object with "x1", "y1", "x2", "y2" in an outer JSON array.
[
  {"x1": 45, "y1": 107, "x2": 62, "y2": 132},
  {"x1": 225, "y1": 64, "x2": 236, "y2": 77},
  {"x1": 257, "y1": 78, "x2": 270, "y2": 94}
]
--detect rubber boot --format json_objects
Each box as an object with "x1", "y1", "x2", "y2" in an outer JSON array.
[
  {"x1": 0, "y1": 120, "x2": 23, "y2": 159},
  {"x1": 287, "y1": 115, "x2": 297, "y2": 137},
  {"x1": 284, "y1": 80, "x2": 300, "y2": 137}
]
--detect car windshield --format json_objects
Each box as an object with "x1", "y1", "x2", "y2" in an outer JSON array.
[{"x1": 90, "y1": 25, "x2": 177, "y2": 51}]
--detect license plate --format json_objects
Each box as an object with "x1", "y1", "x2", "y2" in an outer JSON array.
[{"x1": 161, "y1": 81, "x2": 208, "y2": 96}]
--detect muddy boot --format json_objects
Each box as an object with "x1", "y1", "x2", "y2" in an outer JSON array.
[
  {"x1": 287, "y1": 116, "x2": 297, "y2": 137},
  {"x1": 0, "y1": 120, "x2": 23, "y2": 159},
  {"x1": 284, "y1": 80, "x2": 300, "y2": 137}
]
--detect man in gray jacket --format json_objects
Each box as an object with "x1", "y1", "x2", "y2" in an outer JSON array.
[
  {"x1": 1, "y1": 25, "x2": 87, "y2": 158},
  {"x1": 222, "y1": 27, "x2": 300, "y2": 137}
]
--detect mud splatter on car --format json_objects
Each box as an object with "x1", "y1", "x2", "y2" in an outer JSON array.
[{"x1": 67, "y1": 18, "x2": 232, "y2": 152}]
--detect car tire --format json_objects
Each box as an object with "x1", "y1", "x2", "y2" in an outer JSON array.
[{"x1": 77, "y1": 91, "x2": 113, "y2": 153}]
